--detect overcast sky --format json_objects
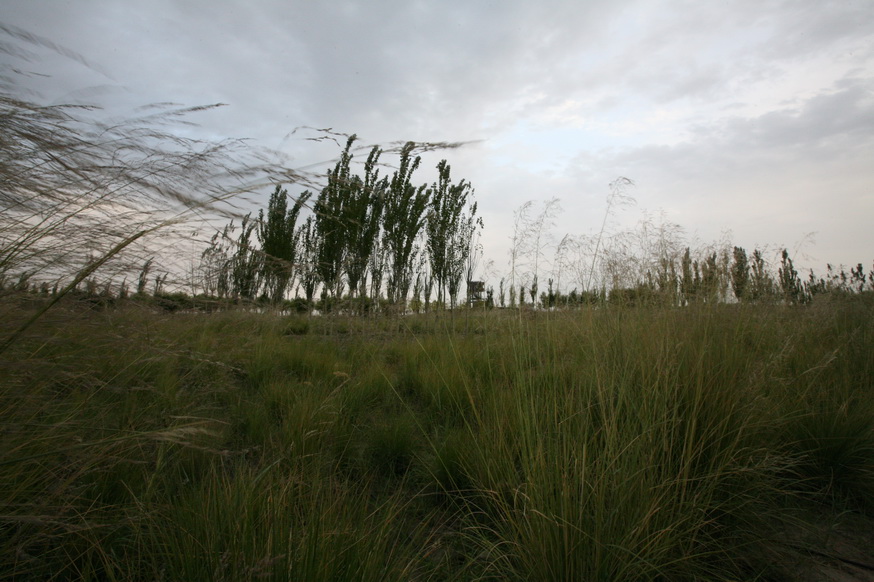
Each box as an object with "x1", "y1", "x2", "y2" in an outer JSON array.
[{"x1": 3, "y1": 0, "x2": 873, "y2": 283}]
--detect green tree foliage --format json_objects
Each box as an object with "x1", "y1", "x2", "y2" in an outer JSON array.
[
  {"x1": 850, "y1": 263, "x2": 868, "y2": 293},
  {"x1": 748, "y1": 249, "x2": 772, "y2": 303},
  {"x1": 382, "y1": 142, "x2": 429, "y2": 309},
  {"x1": 731, "y1": 246, "x2": 749, "y2": 302},
  {"x1": 314, "y1": 137, "x2": 358, "y2": 305},
  {"x1": 700, "y1": 252, "x2": 721, "y2": 304},
  {"x1": 200, "y1": 230, "x2": 231, "y2": 298},
  {"x1": 136, "y1": 258, "x2": 153, "y2": 296},
  {"x1": 426, "y1": 160, "x2": 475, "y2": 309},
  {"x1": 311, "y1": 137, "x2": 394, "y2": 313},
  {"x1": 447, "y1": 210, "x2": 482, "y2": 309},
  {"x1": 368, "y1": 240, "x2": 386, "y2": 314},
  {"x1": 680, "y1": 247, "x2": 698, "y2": 305},
  {"x1": 345, "y1": 145, "x2": 387, "y2": 308},
  {"x1": 258, "y1": 185, "x2": 311, "y2": 304},
  {"x1": 655, "y1": 256, "x2": 678, "y2": 305},
  {"x1": 778, "y1": 248, "x2": 805, "y2": 304},
  {"x1": 296, "y1": 214, "x2": 319, "y2": 310},
  {"x1": 313, "y1": 135, "x2": 361, "y2": 306},
  {"x1": 808, "y1": 262, "x2": 874, "y2": 297},
  {"x1": 230, "y1": 213, "x2": 260, "y2": 300},
  {"x1": 145, "y1": 137, "x2": 481, "y2": 315},
  {"x1": 422, "y1": 258, "x2": 434, "y2": 312},
  {"x1": 528, "y1": 274, "x2": 538, "y2": 307}
]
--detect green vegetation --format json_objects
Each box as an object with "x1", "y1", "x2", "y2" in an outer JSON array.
[
  {"x1": 4, "y1": 24, "x2": 874, "y2": 580},
  {"x1": 191, "y1": 136, "x2": 482, "y2": 316},
  {"x1": 3, "y1": 92, "x2": 872, "y2": 579},
  {"x1": 2, "y1": 293, "x2": 874, "y2": 580}
]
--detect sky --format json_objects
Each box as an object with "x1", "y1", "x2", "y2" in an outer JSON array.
[{"x1": 2, "y1": 0, "x2": 873, "y2": 287}]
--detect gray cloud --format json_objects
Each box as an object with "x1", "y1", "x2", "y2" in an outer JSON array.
[
  {"x1": 2, "y1": 0, "x2": 872, "y2": 275},
  {"x1": 568, "y1": 76, "x2": 874, "y2": 267}
]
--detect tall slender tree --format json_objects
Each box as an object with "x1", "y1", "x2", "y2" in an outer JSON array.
[
  {"x1": 464, "y1": 217, "x2": 485, "y2": 307},
  {"x1": 314, "y1": 136, "x2": 358, "y2": 306},
  {"x1": 382, "y1": 142, "x2": 429, "y2": 310},
  {"x1": 731, "y1": 246, "x2": 750, "y2": 303},
  {"x1": 426, "y1": 159, "x2": 473, "y2": 309},
  {"x1": 680, "y1": 247, "x2": 696, "y2": 305},
  {"x1": 345, "y1": 145, "x2": 387, "y2": 310},
  {"x1": 200, "y1": 231, "x2": 231, "y2": 298},
  {"x1": 749, "y1": 248, "x2": 772, "y2": 303},
  {"x1": 447, "y1": 209, "x2": 482, "y2": 309},
  {"x1": 258, "y1": 185, "x2": 310, "y2": 304},
  {"x1": 296, "y1": 214, "x2": 319, "y2": 310},
  {"x1": 230, "y1": 213, "x2": 260, "y2": 300},
  {"x1": 700, "y1": 251, "x2": 720, "y2": 304},
  {"x1": 778, "y1": 248, "x2": 803, "y2": 304},
  {"x1": 368, "y1": 239, "x2": 386, "y2": 314}
]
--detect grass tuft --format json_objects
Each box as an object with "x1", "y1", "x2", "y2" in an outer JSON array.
[{"x1": 2, "y1": 299, "x2": 873, "y2": 579}]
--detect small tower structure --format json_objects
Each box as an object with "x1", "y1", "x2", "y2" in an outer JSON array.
[{"x1": 467, "y1": 280, "x2": 485, "y2": 308}]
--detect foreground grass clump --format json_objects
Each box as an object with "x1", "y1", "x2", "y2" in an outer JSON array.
[{"x1": 1, "y1": 295, "x2": 873, "y2": 580}]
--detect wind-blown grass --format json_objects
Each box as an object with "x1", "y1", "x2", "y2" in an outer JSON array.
[{"x1": 1, "y1": 294, "x2": 873, "y2": 580}]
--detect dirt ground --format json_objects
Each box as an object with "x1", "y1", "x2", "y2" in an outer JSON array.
[{"x1": 762, "y1": 509, "x2": 874, "y2": 581}]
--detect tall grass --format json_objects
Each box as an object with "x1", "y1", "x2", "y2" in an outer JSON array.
[
  {"x1": 451, "y1": 307, "x2": 777, "y2": 579},
  {"x1": 2, "y1": 295, "x2": 873, "y2": 579}
]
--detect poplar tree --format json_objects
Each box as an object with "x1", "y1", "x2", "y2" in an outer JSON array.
[
  {"x1": 200, "y1": 231, "x2": 231, "y2": 298},
  {"x1": 258, "y1": 185, "x2": 310, "y2": 304},
  {"x1": 296, "y1": 214, "x2": 319, "y2": 310},
  {"x1": 778, "y1": 248, "x2": 803, "y2": 304},
  {"x1": 345, "y1": 145, "x2": 387, "y2": 309},
  {"x1": 382, "y1": 142, "x2": 429, "y2": 310},
  {"x1": 655, "y1": 256, "x2": 677, "y2": 305},
  {"x1": 680, "y1": 247, "x2": 697, "y2": 305},
  {"x1": 426, "y1": 160, "x2": 473, "y2": 309},
  {"x1": 368, "y1": 240, "x2": 386, "y2": 314},
  {"x1": 749, "y1": 249, "x2": 773, "y2": 303},
  {"x1": 700, "y1": 252, "x2": 720, "y2": 304},
  {"x1": 731, "y1": 246, "x2": 750, "y2": 302},
  {"x1": 230, "y1": 213, "x2": 260, "y2": 300},
  {"x1": 447, "y1": 210, "x2": 482, "y2": 309},
  {"x1": 314, "y1": 136, "x2": 358, "y2": 306}
]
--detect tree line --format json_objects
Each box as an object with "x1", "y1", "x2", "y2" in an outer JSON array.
[
  {"x1": 491, "y1": 187, "x2": 873, "y2": 311},
  {"x1": 495, "y1": 242, "x2": 874, "y2": 310},
  {"x1": 197, "y1": 136, "x2": 482, "y2": 314}
]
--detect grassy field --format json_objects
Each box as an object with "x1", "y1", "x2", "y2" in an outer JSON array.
[{"x1": 2, "y1": 295, "x2": 874, "y2": 580}]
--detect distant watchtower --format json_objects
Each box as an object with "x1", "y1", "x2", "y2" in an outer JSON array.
[{"x1": 467, "y1": 280, "x2": 485, "y2": 308}]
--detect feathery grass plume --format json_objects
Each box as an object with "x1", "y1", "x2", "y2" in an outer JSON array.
[
  {"x1": 586, "y1": 176, "x2": 635, "y2": 292},
  {"x1": 0, "y1": 89, "x2": 313, "y2": 350},
  {"x1": 0, "y1": 22, "x2": 330, "y2": 348}
]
